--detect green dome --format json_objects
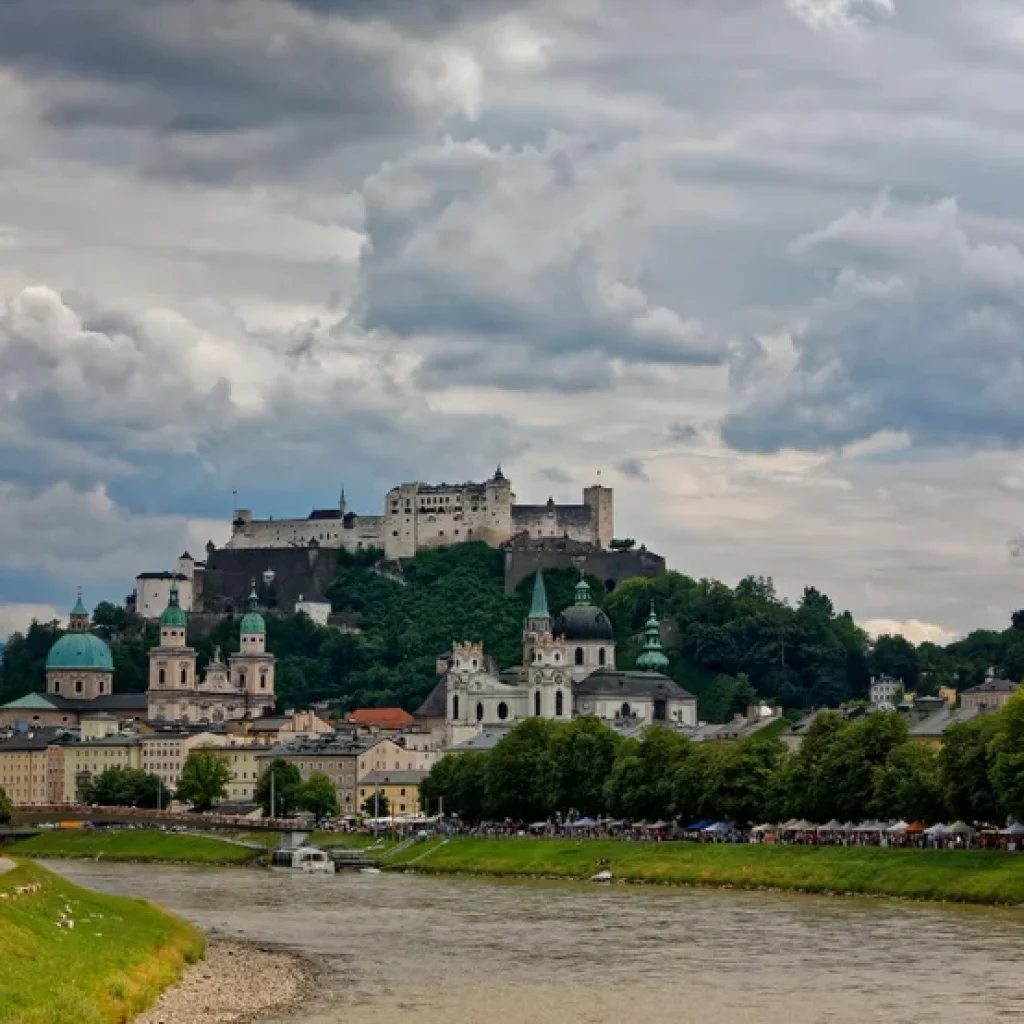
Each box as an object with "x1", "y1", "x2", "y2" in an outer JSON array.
[
  {"x1": 239, "y1": 582, "x2": 265, "y2": 635},
  {"x1": 46, "y1": 632, "x2": 114, "y2": 672},
  {"x1": 636, "y1": 602, "x2": 670, "y2": 672},
  {"x1": 160, "y1": 582, "x2": 188, "y2": 628}
]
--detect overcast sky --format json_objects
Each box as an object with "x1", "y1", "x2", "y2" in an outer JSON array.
[{"x1": 3, "y1": 0, "x2": 1024, "y2": 642}]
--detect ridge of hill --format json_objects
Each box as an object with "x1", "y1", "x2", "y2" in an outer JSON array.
[{"x1": 3, "y1": 543, "x2": 1024, "y2": 721}]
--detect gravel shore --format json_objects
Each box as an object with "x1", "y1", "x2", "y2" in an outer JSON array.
[{"x1": 136, "y1": 940, "x2": 316, "y2": 1024}]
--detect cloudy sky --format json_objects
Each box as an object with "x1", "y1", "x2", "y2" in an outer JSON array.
[{"x1": 3, "y1": 0, "x2": 1024, "y2": 642}]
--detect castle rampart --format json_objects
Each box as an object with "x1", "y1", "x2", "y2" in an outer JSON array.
[{"x1": 225, "y1": 469, "x2": 613, "y2": 561}]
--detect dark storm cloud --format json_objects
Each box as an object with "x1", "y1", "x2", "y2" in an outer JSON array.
[
  {"x1": 722, "y1": 196, "x2": 1024, "y2": 453},
  {"x1": 286, "y1": 0, "x2": 536, "y2": 26},
  {"x1": 0, "y1": 0, "x2": 489, "y2": 181}
]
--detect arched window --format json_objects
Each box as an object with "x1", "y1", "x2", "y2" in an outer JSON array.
[
  {"x1": 452, "y1": 695, "x2": 460, "y2": 720},
  {"x1": 534, "y1": 691, "x2": 541, "y2": 716},
  {"x1": 575, "y1": 647, "x2": 584, "y2": 666},
  {"x1": 498, "y1": 701, "x2": 508, "y2": 721},
  {"x1": 53, "y1": 679, "x2": 61, "y2": 693},
  {"x1": 476, "y1": 702, "x2": 484, "y2": 722},
  {"x1": 621, "y1": 702, "x2": 631, "y2": 718},
  {"x1": 554, "y1": 653, "x2": 560, "y2": 662},
  {"x1": 158, "y1": 668, "x2": 166, "y2": 685},
  {"x1": 260, "y1": 674, "x2": 267, "y2": 690},
  {"x1": 599, "y1": 647, "x2": 607, "y2": 666},
  {"x1": 75, "y1": 679, "x2": 84, "y2": 694},
  {"x1": 239, "y1": 672, "x2": 246, "y2": 689},
  {"x1": 180, "y1": 667, "x2": 188, "y2": 684},
  {"x1": 555, "y1": 690, "x2": 564, "y2": 717},
  {"x1": 98, "y1": 679, "x2": 106, "y2": 695}
]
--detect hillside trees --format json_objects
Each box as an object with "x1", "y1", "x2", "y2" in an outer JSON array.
[{"x1": 6, "y1": 543, "x2": 1024, "y2": 719}]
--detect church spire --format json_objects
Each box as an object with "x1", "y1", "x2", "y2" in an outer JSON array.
[
  {"x1": 527, "y1": 569, "x2": 550, "y2": 629},
  {"x1": 68, "y1": 588, "x2": 90, "y2": 633},
  {"x1": 636, "y1": 600, "x2": 669, "y2": 672}
]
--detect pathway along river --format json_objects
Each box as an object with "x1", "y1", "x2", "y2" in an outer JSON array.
[{"x1": 47, "y1": 861, "x2": 1024, "y2": 1023}]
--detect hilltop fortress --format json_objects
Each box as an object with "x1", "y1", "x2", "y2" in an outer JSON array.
[
  {"x1": 227, "y1": 467, "x2": 614, "y2": 560},
  {"x1": 135, "y1": 469, "x2": 664, "y2": 618}
]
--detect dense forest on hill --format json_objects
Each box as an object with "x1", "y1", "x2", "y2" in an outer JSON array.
[{"x1": 3, "y1": 542, "x2": 1023, "y2": 719}]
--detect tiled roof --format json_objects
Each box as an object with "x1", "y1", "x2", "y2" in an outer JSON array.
[
  {"x1": 1, "y1": 693, "x2": 60, "y2": 710},
  {"x1": 346, "y1": 708, "x2": 414, "y2": 729},
  {"x1": 964, "y1": 677, "x2": 1020, "y2": 694},
  {"x1": 575, "y1": 669, "x2": 694, "y2": 700},
  {"x1": 415, "y1": 678, "x2": 447, "y2": 718}
]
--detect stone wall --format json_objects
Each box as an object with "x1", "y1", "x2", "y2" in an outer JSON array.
[
  {"x1": 200, "y1": 546, "x2": 338, "y2": 615},
  {"x1": 226, "y1": 511, "x2": 384, "y2": 551},
  {"x1": 503, "y1": 539, "x2": 666, "y2": 595}
]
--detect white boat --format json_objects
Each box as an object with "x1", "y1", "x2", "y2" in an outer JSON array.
[
  {"x1": 291, "y1": 846, "x2": 335, "y2": 874},
  {"x1": 360, "y1": 867, "x2": 382, "y2": 875},
  {"x1": 590, "y1": 870, "x2": 613, "y2": 882}
]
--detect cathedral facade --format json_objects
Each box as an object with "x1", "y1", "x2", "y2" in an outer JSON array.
[
  {"x1": 419, "y1": 572, "x2": 696, "y2": 742},
  {"x1": 147, "y1": 582, "x2": 276, "y2": 724}
]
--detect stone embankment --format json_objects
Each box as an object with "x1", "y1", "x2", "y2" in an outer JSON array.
[{"x1": 135, "y1": 941, "x2": 316, "y2": 1024}]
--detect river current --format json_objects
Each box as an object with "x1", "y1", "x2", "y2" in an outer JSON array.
[{"x1": 47, "y1": 861, "x2": 1024, "y2": 1023}]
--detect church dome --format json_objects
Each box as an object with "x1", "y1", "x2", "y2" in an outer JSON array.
[
  {"x1": 160, "y1": 582, "x2": 187, "y2": 628},
  {"x1": 46, "y1": 632, "x2": 114, "y2": 671},
  {"x1": 239, "y1": 581, "x2": 265, "y2": 635},
  {"x1": 554, "y1": 605, "x2": 615, "y2": 641}
]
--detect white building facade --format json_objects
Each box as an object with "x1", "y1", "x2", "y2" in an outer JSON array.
[{"x1": 423, "y1": 573, "x2": 696, "y2": 743}]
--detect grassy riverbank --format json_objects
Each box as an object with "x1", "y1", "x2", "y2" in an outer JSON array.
[
  {"x1": 4, "y1": 830, "x2": 262, "y2": 864},
  {"x1": 388, "y1": 838, "x2": 1024, "y2": 905},
  {"x1": 0, "y1": 860, "x2": 204, "y2": 1024}
]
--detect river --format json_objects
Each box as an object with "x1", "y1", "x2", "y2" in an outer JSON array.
[{"x1": 46, "y1": 861, "x2": 1024, "y2": 1023}]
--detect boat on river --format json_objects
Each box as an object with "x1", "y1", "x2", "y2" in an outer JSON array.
[{"x1": 272, "y1": 845, "x2": 336, "y2": 873}]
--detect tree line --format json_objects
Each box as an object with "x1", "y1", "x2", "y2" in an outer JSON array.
[
  {"x1": 71, "y1": 751, "x2": 340, "y2": 821},
  {"x1": 5, "y1": 542, "x2": 1024, "y2": 721},
  {"x1": 421, "y1": 695, "x2": 1024, "y2": 826}
]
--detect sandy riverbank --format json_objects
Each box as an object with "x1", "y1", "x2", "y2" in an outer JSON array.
[{"x1": 134, "y1": 941, "x2": 316, "y2": 1024}]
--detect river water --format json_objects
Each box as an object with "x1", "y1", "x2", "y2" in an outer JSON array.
[{"x1": 46, "y1": 861, "x2": 1024, "y2": 1023}]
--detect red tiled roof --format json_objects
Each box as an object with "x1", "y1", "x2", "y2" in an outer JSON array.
[{"x1": 345, "y1": 707, "x2": 414, "y2": 729}]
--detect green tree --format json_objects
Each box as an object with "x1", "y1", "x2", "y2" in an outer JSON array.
[
  {"x1": 988, "y1": 692, "x2": 1024, "y2": 822},
  {"x1": 175, "y1": 749, "x2": 230, "y2": 812},
  {"x1": 421, "y1": 751, "x2": 490, "y2": 821},
  {"x1": 486, "y1": 719, "x2": 558, "y2": 821},
  {"x1": 711, "y1": 736, "x2": 786, "y2": 823},
  {"x1": 605, "y1": 727, "x2": 690, "y2": 820},
  {"x1": 255, "y1": 759, "x2": 303, "y2": 818},
  {"x1": 872, "y1": 634, "x2": 921, "y2": 689},
  {"x1": 362, "y1": 791, "x2": 390, "y2": 817},
  {"x1": 0, "y1": 785, "x2": 11, "y2": 824},
  {"x1": 548, "y1": 717, "x2": 621, "y2": 817},
  {"x1": 940, "y1": 716, "x2": 1002, "y2": 822},
  {"x1": 83, "y1": 767, "x2": 164, "y2": 808},
  {"x1": 870, "y1": 742, "x2": 946, "y2": 823},
  {"x1": 299, "y1": 772, "x2": 339, "y2": 823}
]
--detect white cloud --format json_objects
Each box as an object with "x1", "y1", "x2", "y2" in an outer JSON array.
[
  {"x1": 786, "y1": 0, "x2": 896, "y2": 33},
  {"x1": 864, "y1": 618, "x2": 959, "y2": 645},
  {"x1": 0, "y1": 603, "x2": 63, "y2": 639}
]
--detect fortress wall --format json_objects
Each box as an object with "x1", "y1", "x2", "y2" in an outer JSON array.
[
  {"x1": 201, "y1": 546, "x2": 339, "y2": 615},
  {"x1": 227, "y1": 515, "x2": 384, "y2": 551},
  {"x1": 503, "y1": 545, "x2": 666, "y2": 595}
]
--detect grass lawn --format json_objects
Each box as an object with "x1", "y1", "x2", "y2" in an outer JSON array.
[
  {"x1": 387, "y1": 837, "x2": 1024, "y2": 905},
  {"x1": 4, "y1": 829, "x2": 262, "y2": 864},
  {"x1": 0, "y1": 860, "x2": 204, "y2": 1024},
  {"x1": 310, "y1": 832, "x2": 401, "y2": 851}
]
